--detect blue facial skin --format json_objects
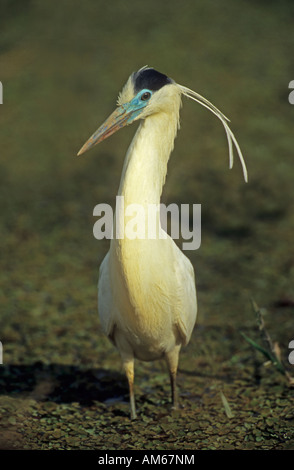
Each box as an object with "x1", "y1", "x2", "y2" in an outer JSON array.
[{"x1": 123, "y1": 89, "x2": 153, "y2": 124}]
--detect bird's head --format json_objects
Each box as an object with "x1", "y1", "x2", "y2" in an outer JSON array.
[
  {"x1": 77, "y1": 66, "x2": 248, "y2": 182},
  {"x1": 77, "y1": 67, "x2": 181, "y2": 156}
]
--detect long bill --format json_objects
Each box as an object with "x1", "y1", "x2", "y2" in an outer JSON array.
[{"x1": 77, "y1": 104, "x2": 133, "y2": 156}]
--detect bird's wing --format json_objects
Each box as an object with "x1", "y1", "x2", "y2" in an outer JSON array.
[
  {"x1": 98, "y1": 252, "x2": 116, "y2": 338},
  {"x1": 172, "y1": 245, "x2": 197, "y2": 346}
]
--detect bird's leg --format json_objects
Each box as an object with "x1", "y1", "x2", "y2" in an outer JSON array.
[
  {"x1": 165, "y1": 345, "x2": 181, "y2": 410},
  {"x1": 169, "y1": 369, "x2": 178, "y2": 409},
  {"x1": 115, "y1": 331, "x2": 137, "y2": 419},
  {"x1": 123, "y1": 359, "x2": 137, "y2": 420}
]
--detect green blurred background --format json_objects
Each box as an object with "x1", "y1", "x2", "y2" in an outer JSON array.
[{"x1": 0, "y1": 0, "x2": 293, "y2": 449}]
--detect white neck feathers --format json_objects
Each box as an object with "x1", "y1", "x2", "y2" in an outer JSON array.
[{"x1": 118, "y1": 94, "x2": 181, "y2": 206}]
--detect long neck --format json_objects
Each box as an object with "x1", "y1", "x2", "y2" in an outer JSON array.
[
  {"x1": 118, "y1": 109, "x2": 180, "y2": 206},
  {"x1": 109, "y1": 99, "x2": 181, "y2": 317}
]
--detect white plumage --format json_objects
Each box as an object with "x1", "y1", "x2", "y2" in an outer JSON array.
[{"x1": 78, "y1": 67, "x2": 247, "y2": 419}]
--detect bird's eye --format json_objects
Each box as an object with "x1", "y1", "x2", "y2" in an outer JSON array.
[{"x1": 141, "y1": 91, "x2": 151, "y2": 101}]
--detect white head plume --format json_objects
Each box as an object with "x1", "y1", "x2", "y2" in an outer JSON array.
[{"x1": 178, "y1": 84, "x2": 248, "y2": 183}]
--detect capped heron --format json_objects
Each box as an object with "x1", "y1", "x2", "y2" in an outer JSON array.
[{"x1": 78, "y1": 67, "x2": 247, "y2": 419}]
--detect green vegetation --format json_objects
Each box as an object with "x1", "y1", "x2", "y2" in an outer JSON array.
[{"x1": 0, "y1": 0, "x2": 293, "y2": 450}]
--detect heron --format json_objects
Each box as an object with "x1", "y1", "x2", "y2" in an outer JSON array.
[{"x1": 78, "y1": 67, "x2": 247, "y2": 419}]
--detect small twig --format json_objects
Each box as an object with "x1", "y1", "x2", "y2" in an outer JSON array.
[
  {"x1": 220, "y1": 391, "x2": 234, "y2": 419},
  {"x1": 241, "y1": 299, "x2": 294, "y2": 386},
  {"x1": 251, "y1": 299, "x2": 277, "y2": 357}
]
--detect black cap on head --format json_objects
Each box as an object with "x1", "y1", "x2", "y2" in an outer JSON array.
[{"x1": 133, "y1": 68, "x2": 173, "y2": 94}]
